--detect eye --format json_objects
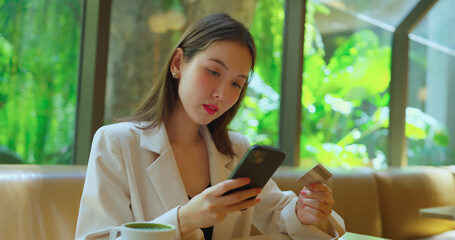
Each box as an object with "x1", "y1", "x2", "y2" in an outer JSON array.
[
  {"x1": 232, "y1": 82, "x2": 242, "y2": 89},
  {"x1": 206, "y1": 68, "x2": 220, "y2": 77}
]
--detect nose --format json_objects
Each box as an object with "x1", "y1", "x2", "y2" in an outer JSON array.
[{"x1": 213, "y1": 81, "x2": 228, "y2": 101}]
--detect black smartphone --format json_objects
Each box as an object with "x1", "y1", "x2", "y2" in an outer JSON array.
[{"x1": 223, "y1": 145, "x2": 285, "y2": 196}]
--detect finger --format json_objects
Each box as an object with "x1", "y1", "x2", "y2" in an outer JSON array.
[
  {"x1": 299, "y1": 204, "x2": 328, "y2": 220},
  {"x1": 300, "y1": 197, "x2": 324, "y2": 210},
  {"x1": 227, "y1": 197, "x2": 260, "y2": 212},
  {"x1": 224, "y1": 187, "x2": 261, "y2": 203},
  {"x1": 299, "y1": 198, "x2": 333, "y2": 215},
  {"x1": 212, "y1": 178, "x2": 251, "y2": 196},
  {"x1": 300, "y1": 190, "x2": 334, "y2": 205},
  {"x1": 301, "y1": 195, "x2": 335, "y2": 210},
  {"x1": 308, "y1": 183, "x2": 332, "y2": 194}
]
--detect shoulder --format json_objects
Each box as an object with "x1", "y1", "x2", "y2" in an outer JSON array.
[
  {"x1": 95, "y1": 121, "x2": 141, "y2": 138},
  {"x1": 91, "y1": 121, "x2": 150, "y2": 156},
  {"x1": 93, "y1": 122, "x2": 148, "y2": 149}
]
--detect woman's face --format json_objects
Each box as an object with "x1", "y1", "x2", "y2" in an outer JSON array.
[{"x1": 174, "y1": 40, "x2": 252, "y2": 126}]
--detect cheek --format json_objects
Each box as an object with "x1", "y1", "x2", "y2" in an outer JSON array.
[
  {"x1": 229, "y1": 94, "x2": 240, "y2": 105},
  {"x1": 193, "y1": 72, "x2": 213, "y2": 92},
  {"x1": 223, "y1": 92, "x2": 241, "y2": 111},
  {"x1": 179, "y1": 71, "x2": 206, "y2": 94},
  {"x1": 231, "y1": 89, "x2": 243, "y2": 103}
]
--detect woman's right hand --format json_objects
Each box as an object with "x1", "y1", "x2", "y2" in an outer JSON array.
[{"x1": 177, "y1": 177, "x2": 261, "y2": 236}]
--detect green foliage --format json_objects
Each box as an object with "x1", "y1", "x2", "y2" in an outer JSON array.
[
  {"x1": 249, "y1": 0, "x2": 284, "y2": 91},
  {"x1": 0, "y1": 34, "x2": 12, "y2": 110},
  {"x1": 300, "y1": 3, "x2": 392, "y2": 167},
  {"x1": 299, "y1": 1, "x2": 450, "y2": 168},
  {"x1": 230, "y1": 0, "x2": 284, "y2": 147},
  {"x1": 0, "y1": 0, "x2": 81, "y2": 164}
]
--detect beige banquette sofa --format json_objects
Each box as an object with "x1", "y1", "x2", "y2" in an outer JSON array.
[{"x1": 1, "y1": 164, "x2": 455, "y2": 240}]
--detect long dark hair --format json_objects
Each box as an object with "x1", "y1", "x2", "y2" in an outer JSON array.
[{"x1": 123, "y1": 13, "x2": 256, "y2": 157}]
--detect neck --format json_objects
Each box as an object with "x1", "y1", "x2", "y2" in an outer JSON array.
[{"x1": 166, "y1": 100, "x2": 201, "y2": 146}]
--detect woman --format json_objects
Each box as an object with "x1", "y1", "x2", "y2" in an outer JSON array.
[{"x1": 75, "y1": 13, "x2": 345, "y2": 240}]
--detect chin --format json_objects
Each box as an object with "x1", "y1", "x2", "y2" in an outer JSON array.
[
  {"x1": 191, "y1": 112, "x2": 221, "y2": 126},
  {"x1": 202, "y1": 118, "x2": 217, "y2": 126},
  {"x1": 192, "y1": 116, "x2": 214, "y2": 126},
  {"x1": 200, "y1": 117, "x2": 221, "y2": 126}
]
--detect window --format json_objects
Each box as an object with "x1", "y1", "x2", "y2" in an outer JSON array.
[
  {"x1": 298, "y1": 0, "x2": 454, "y2": 168},
  {"x1": 4, "y1": 0, "x2": 450, "y2": 167},
  {"x1": 0, "y1": 0, "x2": 82, "y2": 164},
  {"x1": 299, "y1": 0, "x2": 419, "y2": 168}
]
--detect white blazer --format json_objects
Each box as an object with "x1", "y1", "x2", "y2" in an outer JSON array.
[{"x1": 75, "y1": 121, "x2": 345, "y2": 240}]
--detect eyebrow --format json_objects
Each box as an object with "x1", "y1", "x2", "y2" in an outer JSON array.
[{"x1": 208, "y1": 58, "x2": 248, "y2": 79}]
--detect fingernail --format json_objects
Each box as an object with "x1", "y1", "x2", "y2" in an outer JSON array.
[
  {"x1": 243, "y1": 177, "x2": 250, "y2": 183},
  {"x1": 309, "y1": 183, "x2": 317, "y2": 189},
  {"x1": 256, "y1": 188, "x2": 262, "y2": 194},
  {"x1": 256, "y1": 198, "x2": 261, "y2": 203},
  {"x1": 300, "y1": 190, "x2": 307, "y2": 195},
  {"x1": 299, "y1": 198, "x2": 304, "y2": 203}
]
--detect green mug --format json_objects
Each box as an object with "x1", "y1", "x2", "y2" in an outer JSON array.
[{"x1": 109, "y1": 222, "x2": 176, "y2": 240}]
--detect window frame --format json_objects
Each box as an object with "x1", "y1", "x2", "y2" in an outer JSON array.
[
  {"x1": 74, "y1": 0, "x2": 111, "y2": 165},
  {"x1": 278, "y1": 0, "x2": 307, "y2": 166},
  {"x1": 388, "y1": 0, "x2": 438, "y2": 166}
]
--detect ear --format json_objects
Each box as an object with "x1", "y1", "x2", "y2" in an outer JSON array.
[{"x1": 170, "y1": 48, "x2": 184, "y2": 78}]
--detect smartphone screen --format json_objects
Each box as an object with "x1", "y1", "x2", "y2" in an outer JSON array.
[{"x1": 223, "y1": 145, "x2": 285, "y2": 196}]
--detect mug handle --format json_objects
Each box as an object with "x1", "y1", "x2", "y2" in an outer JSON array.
[{"x1": 109, "y1": 227, "x2": 122, "y2": 240}]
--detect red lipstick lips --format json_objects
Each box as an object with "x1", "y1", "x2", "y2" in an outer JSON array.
[{"x1": 203, "y1": 104, "x2": 218, "y2": 115}]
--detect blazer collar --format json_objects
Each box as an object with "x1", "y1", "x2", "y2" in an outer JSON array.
[
  {"x1": 139, "y1": 121, "x2": 233, "y2": 173},
  {"x1": 141, "y1": 122, "x2": 234, "y2": 210},
  {"x1": 139, "y1": 121, "x2": 171, "y2": 154}
]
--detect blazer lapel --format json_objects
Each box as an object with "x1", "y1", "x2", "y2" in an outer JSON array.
[
  {"x1": 199, "y1": 126, "x2": 233, "y2": 186},
  {"x1": 140, "y1": 122, "x2": 189, "y2": 211},
  {"x1": 146, "y1": 148, "x2": 189, "y2": 210},
  {"x1": 200, "y1": 126, "x2": 240, "y2": 239}
]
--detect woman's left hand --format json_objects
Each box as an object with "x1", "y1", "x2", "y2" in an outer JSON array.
[{"x1": 296, "y1": 182, "x2": 335, "y2": 226}]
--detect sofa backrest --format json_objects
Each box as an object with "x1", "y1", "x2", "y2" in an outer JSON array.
[
  {"x1": 273, "y1": 167, "x2": 383, "y2": 237},
  {"x1": 0, "y1": 164, "x2": 86, "y2": 240},
  {"x1": 1, "y1": 164, "x2": 455, "y2": 240},
  {"x1": 273, "y1": 166, "x2": 455, "y2": 240},
  {"x1": 375, "y1": 166, "x2": 455, "y2": 240}
]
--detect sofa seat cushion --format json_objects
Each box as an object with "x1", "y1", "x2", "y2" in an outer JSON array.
[{"x1": 416, "y1": 230, "x2": 455, "y2": 240}]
